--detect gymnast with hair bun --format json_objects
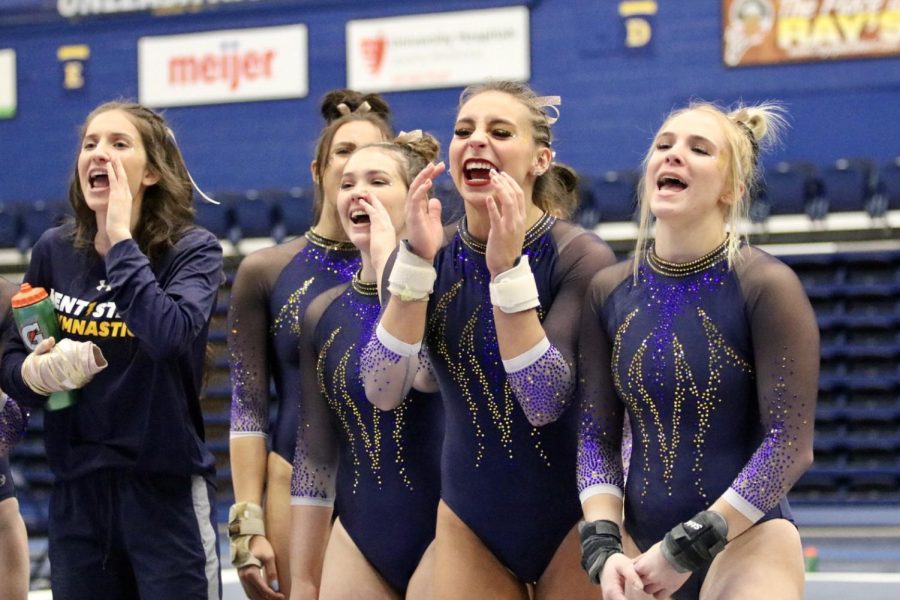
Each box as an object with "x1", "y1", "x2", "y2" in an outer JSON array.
[
  {"x1": 227, "y1": 89, "x2": 394, "y2": 599},
  {"x1": 576, "y1": 101, "x2": 818, "y2": 600},
  {"x1": 288, "y1": 131, "x2": 444, "y2": 600}
]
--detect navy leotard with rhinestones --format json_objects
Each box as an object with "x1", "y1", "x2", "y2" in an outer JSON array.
[
  {"x1": 577, "y1": 247, "x2": 817, "y2": 597},
  {"x1": 362, "y1": 216, "x2": 615, "y2": 582},
  {"x1": 291, "y1": 281, "x2": 442, "y2": 591},
  {"x1": 229, "y1": 233, "x2": 360, "y2": 461}
]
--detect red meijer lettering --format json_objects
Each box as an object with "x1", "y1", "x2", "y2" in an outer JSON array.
[{"x1": 169, "y1": 49, "x2": 276, "y2": 91}]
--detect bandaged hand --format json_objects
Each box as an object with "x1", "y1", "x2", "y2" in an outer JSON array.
[{"x1": 21, "y1": 337, "x2": 108, "y2": 395}]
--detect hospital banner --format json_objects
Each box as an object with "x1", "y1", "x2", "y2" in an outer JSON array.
[
  {"x1": 347, "y1": 6, "x2": 530, "y2": 92},
  {"x1": 723, "y1": 0, "x2": 900, "y2": 66},
  {"x1": 138, "y1": 24, "x2": 308, "y2": 107}
]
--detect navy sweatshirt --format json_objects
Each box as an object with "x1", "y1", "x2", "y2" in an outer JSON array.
[{"x1": 0, "y1": 224, "x2": 223, "y2": 480}]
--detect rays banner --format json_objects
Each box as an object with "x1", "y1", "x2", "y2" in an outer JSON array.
[{"x1": 723, "y1": 0, "x2": 900, "y2": 66}]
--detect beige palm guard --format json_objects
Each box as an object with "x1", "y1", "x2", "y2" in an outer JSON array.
[
  {"x1": 21, "y1": 338, "x2": 107, "y2": 395},
  {"x1": 228, "y1": 501, "x2": 266, "y2": 569}
]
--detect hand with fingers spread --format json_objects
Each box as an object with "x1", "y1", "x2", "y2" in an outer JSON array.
[
  {"x1": 358, "y1": 193, "x2": 398, "y2": 281},
  {"x1": 632, "y1": 542, "x2": 691, "y2": 599},
  {"x1": 484, "y1": 169, "x2": 528, "y2": 278},
  {"x1": 403, "y1": 162, "x2": 445, "y2": 262},
  {"x1": 105, "y1": 155, "x2": 135, "y2": 245}
]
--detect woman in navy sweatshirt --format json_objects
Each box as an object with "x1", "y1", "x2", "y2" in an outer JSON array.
[{"x1": 1, "y1": 102, "x2": 224, "y2": 600}]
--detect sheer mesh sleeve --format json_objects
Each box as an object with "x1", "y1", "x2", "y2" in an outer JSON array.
[
  {"x1": 0, "y1": 394, "x2": 25, "y2": 456},
  {"x1": 360, "y1": 247, "x2": 430, "y2": 409},
  {"x1": 290, "y1": 286, "x2": 343, "y2": 506},
  {"x1": 724, "y1": 251, "x2": 818, "y2": 521},
  {"x1": 413, "y1": 345, "x2": 440, "y2": 393},
  {"x1": 228, "y1": 241, "x2": 302, "y2": 436},
  {"x1": 0, "y1": 281, "x2": 27, "y2": 455},
  {"x1": 510, "y1": 224, "x2": 617, "y2": 425},
  {"x1": 576, "y1": 261, "x2": 631, "y2": 502}
]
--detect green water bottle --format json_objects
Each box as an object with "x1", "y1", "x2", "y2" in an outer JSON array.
[{"x1": 11, "y1": 283, "x2": 76, "y2": 411}]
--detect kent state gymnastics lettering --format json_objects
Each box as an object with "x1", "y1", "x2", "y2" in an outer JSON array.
[{"x1": 51, "y1": 288, "x2": 134, "y2": 338}]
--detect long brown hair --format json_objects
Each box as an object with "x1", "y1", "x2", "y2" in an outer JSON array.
[{"x1": 69, "y1": 101, "x2": 195, "y2": 263}]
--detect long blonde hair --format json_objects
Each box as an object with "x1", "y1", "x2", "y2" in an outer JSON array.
[{"x1": 633, "y1": 100, "x2": 787, "y2": 277}]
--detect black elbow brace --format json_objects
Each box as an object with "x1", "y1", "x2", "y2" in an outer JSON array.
[
  {"x1": 578, "y1": 519, "x2": 623, "y2": 584},
  {"x1": 661, "y1": 510, "x2": 729, "y2": 573}
]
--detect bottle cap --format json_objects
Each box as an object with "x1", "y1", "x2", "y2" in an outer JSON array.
[{"x1": 11, "y1": 282, "x2": 49, "y2": 308}]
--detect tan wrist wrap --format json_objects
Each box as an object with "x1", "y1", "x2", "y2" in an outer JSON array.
[{"x1": 228, "y1": 501, "x2": 266, "y2": 569}]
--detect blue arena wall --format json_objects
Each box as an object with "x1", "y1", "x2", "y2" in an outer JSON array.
[{"x1": 0, "y1": 0, "x2": 898, "y2": 204}]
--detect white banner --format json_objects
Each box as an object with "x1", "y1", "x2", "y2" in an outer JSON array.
[
  {"x1": 347, "y1": 6, "x2": 530, "y2": 92},
  {"x1": 0, "y1": 49, "x2": 16, "y2": 119},
  {"x1": 138, "y1": 24, "x2": 308, "y2": 107}
]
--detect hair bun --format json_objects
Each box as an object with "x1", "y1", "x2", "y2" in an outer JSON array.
[
  {"x1": 394, "y1": 130, "x2": 440, "y2": 164},
  {"x1": 320, "y1": 89, "x2": 392, "y2": 124}
]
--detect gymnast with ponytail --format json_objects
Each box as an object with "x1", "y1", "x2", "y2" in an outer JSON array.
[
  {"x1": 576, "y1": 101, "x2": 818, "y2": 600},
  {"x1": 361, "y1": 81, "x2": 616, "y2": 598}
]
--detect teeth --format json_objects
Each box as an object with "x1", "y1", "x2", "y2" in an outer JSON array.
[
  {"x1": 351, "y1": 210, "x2": 366, "y2": 218},
  {"x1": 465, "y1": 160, "x2": 494, "y2": 171},
  {"x1": 658, "y1": 175, "x2": 686, "y2": 189}
]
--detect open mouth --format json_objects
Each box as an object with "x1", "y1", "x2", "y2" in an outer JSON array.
[
  {"x1": 88, "y1": 169, "x2": 109, "y2": 190},
  {"x1": 463, "y1": 159, "x2": 497, "y2": 184},
  {"x1": 657, "y1": 175, "x2": 687, "y2": 192},
  {"x1": 349, "y1": 209, "x2": 370, "y2": 225}
]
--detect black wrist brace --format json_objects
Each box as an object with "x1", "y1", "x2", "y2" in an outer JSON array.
[
  {"x1": 578, "y1": 519, "x2": 623, "y2": 584},
  {"x1": 661, "y1": 511, "x2": 729, "y2": 573}
]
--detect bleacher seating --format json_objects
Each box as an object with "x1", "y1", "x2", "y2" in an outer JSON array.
[
  {"x1": 271, "y1": 187, "x2": 314, "y2": 242},
  {"x1": 761, "y1": 160, "x2": 822, "y2": 217},
  {"x1": 194, "y1": 195, "x2": 233, "y2": 240},
  {"x1": 869, "y1": 157, "x2": 900, "y2": 217},
  {"x1": 820, "y1": 158, "x2": 878, "y2": 214},
  {"x1": 593, "y1": 169, "x2": 639, "y2": 223},
  {"x1": 788, "y1": 248, "x2": 900, "y2": 505},
  {"x1": 0, "y1": 203, "x2": 21, "y2": 248},
  {"x1": 17, "y1": 200, "x2": 69, "y2": 252},
  {"x1": 230, "y1": 189, "x2": 275, "y2": 244}
]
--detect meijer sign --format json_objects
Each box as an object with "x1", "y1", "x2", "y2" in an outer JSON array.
[{"x1": 139, "y1": 24, "x2": 308, "y2": 107}]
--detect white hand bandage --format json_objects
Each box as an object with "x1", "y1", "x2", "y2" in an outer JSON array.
[
  {"x1": 489, "y1": 255, "x2": 540, "y2": 313},
  {"x1": 21, "y1": 339, "x2": 108, "y2": 395},
  {"x1": 387, "y1": 242, "x2": 437, "y2": 302}
]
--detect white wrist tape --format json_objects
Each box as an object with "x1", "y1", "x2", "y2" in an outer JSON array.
[
  {"x1": 387, "y1": 242, "x2": 437, "y2": 302},
  {"x1": 489, "y1": 255, "x2": 540, "y2": 314},
  {"x1": 21, "y1": 339, "x2": 107, "y2": 395}
]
